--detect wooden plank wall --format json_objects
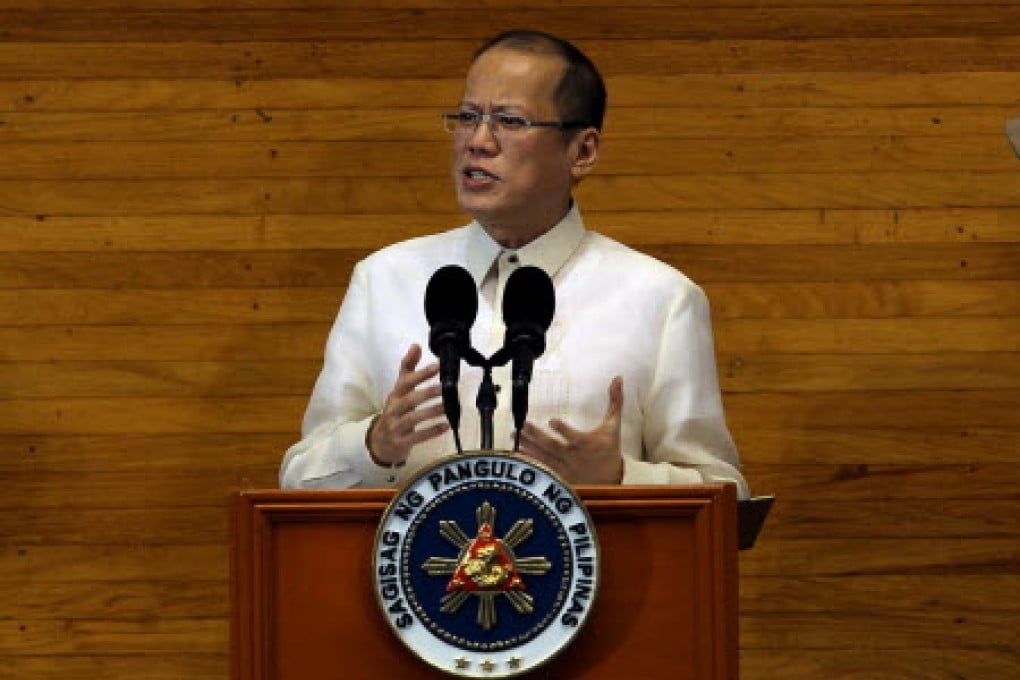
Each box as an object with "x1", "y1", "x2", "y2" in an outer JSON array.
[{"x1": 1, "y1": 2, "x2": 1017, "y2": 678}]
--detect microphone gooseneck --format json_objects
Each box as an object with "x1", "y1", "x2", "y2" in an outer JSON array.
[
  {"x1": 424, "y1": 265, "x2": 478, "y2": 453},
  {"x1": 501, "y1": 266, "x2": 556, "y2": 450}
]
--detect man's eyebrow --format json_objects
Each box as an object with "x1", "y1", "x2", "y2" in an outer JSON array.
[{"x1": 456, "y1": 100, "x2": 527, "y2": 113}]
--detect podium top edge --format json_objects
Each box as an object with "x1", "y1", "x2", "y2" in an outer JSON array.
[{"x1": 235, "y1": 484, "x2": 737, "y2": 502}]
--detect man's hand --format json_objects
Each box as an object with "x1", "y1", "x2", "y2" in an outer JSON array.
[
  {"x1": 368, "y1": 344, "x2": 449, "y2": 466},
  {"x1": 519, "y1": 376, "x2": 624, "y2": 485}
]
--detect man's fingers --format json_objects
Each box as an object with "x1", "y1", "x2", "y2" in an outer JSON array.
[
  {"x1": 391, "y1": 384, "x2": 442, "y2": 417},
  {"x1": 520, "y1": 422, "x2": 550, "y2": 447},
  {"x1": 399, "y1": 343, "x2": 422, "y2": 373},
  {"x1": 388, "y1": 400, "x2": 445, "y2": 434},
  {"x1": 407, "y1": 402, "x2": 447, "y2": 427},
  {"x1": 392, "y1": 362, "x2": 440, "y2": 400},
  {"x1": 548, "y1": 418, "x2": 580, "y2": 441},
  {"x1": 521, "y1": 423, "x2": 566, "y2": 453},
  {"x1": 405, "y1": 421, "x2": 450, "y2": 447},
  {"x1": 604, "y1": 375, "x2": 624, "y2": 422}
]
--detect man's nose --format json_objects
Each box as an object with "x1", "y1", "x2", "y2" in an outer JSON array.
[{"x1": 467, "y1": 117, "x2": 499, "y2": 152}]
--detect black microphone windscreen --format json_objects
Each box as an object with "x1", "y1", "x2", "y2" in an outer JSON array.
[
  {"x1": 503, "y1": 266, "x2": 555, "y2": 330},
  {"x1": 425, "y1": 265, "x2": 478, "y2": 327}
]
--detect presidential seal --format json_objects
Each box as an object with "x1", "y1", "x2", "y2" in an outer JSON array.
[{"x1": 373, "y1": 452, "x2": 599, "y2": 678}]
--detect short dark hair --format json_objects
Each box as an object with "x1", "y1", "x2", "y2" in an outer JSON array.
[{"x1": 473, "y1": 29, "x2": 607, "y2": 132}]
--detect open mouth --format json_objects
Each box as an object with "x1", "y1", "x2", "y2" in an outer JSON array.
[{"x1": 463, "y1": 167, "x2": 500, "y2": 181}]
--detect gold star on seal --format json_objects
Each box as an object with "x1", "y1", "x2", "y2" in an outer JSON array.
[
  {"x1": 454, "y1": 656, "x2": 469, "y2": 670},
  {"x1": 480, "y1": 659, "x2": 496, "y2": 672},
  {"x1": 507, "y1": 656, "x2": 522, "y2": 669}
]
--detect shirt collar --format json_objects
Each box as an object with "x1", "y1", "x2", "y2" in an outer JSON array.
[{"x1": 464, "y1": 202, "x2": 586, "y2": 287}]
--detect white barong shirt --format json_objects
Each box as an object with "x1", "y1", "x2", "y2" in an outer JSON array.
[{"x1": 280, "y1": 204, "x2": 748, "y2": 498}]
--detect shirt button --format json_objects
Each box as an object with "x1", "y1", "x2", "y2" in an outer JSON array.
[
  {"x1": 507, "y1": 254, "x2": 519, "y2": 264},
  {"x1": 387, "y1": 475, "x2": 396, "y2": 483}
]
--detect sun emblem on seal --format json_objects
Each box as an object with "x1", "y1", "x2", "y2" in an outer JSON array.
[{"x1": 422, "y1": 501, "x2": 552, "y2": 631}]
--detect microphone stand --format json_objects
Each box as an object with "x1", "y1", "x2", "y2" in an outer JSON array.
[
  {"x1": 462, "y1": 348, "x2": 512, "y2": 451},
  {"x1": 476, "y1": 366, "x2": 498, "y2": 450}
]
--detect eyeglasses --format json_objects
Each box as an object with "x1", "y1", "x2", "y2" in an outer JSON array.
[{"x1": 442, "y1": 110, "x2": 587, "y2": 135}]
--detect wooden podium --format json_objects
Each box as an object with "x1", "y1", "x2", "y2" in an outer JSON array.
[{"x1": 232, "y1": 484, "x2": 739, "y2": 679}]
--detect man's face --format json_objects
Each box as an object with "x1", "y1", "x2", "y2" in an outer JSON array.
[{"x1": 451, "y1": 48, "x2": 586, "y2": 243}]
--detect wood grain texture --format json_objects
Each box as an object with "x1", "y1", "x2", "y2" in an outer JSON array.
[
  {"x1": 3, "y1": 73, "x2": 1019, "y2": 112},
  {"x1": 2, "y1": 1, "x2": 1017, "y2": 678},
  {"x1": 1, "y1": 106, "x2": 1016, "y2": 142},
  {"x1": 3, "y1": 36, "x2": 1020, "y2": 78}
]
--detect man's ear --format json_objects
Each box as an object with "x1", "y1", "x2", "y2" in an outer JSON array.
[{"x1": 570, "y1": 127, "x2": 600, "y2": 183}]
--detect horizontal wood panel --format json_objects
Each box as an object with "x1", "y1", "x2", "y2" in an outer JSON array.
[
  {"x1": 5, "y1": 461, "x2": 1020, "y2": 506},
  {"x1": 2, "y1": 612, "x2": 1014, "y2": 656},
  {"x1": 766, "y1": 500, "x2": 1020, "y2": 538},
  {"x1": 741, "y1": 648, "x2": 1019, "y2": 680},
  {"x1": 1, "y1": 647, "x2": 1015, "y2": 680},
  {"x1": 704, "y1": 281, "x2": 1020, "y2": 319},
  {"x1": 716, "y1": 318, "x2": 1020, "y2": 354},
  {"x1": 1, "y1": 507, "x2": 228, "y2": 545},
  {"x1": 741, "y1": 537, "x2": 1020, "y2": 576},
  {"x1": 0, "y1": 213, "x2": 456, "y2": 251},
  {"x1": 0, "y1": 0, "x2": 1008, "y2": 9},
  {"x1": 4, "y1": 73, "x2": 1020, "y2": 112},
  {"x1": 9, "y1": 574, "x2": 1017, "y2": 620},
  {"x1": 719, "y1": 352, "x2": 1020, "y2": 392},
  {"x1": 2, "y1": 244, "x2": 1017, "y2": 289},
  {"x1": 0, "y1": 617, "x2": 226, "y2": 655},
  {"x1": 4, "y1": 9, "x2": 1020, "y2": 42},
  {"x1": 734, "y1": 427, "x2": 1020, "y2": 465},
  {"x1": 0, "y1": 251, "x2": 366, "y2": 289},
  {"x1": 660, "y1": 244, "x2": 1020, "y2": 282},
  {"x1": 0, "y1": 289, "x2": 343, "y2": 325},
  {"x1": 8, "y1": 463, "x2": 1019, "y2": 510},
  {"x1": 1, "y1": 106, "x2": 1016, "y2": 142},
  {"x1": 5, "y1": 420, "x2": 1020, "y2": 472},
  {"x1": 1, "y1": 136, "x2": 1015, "y2": 179},
  {"x1": 726, "y1": 391, "x2": 1020, "y2": 429},
  {"x1": 2, "y1": 36, "x2": 1020, "y2": 78},
  {"x1": 3, "y1": 391, "x2": 1019, "y2": 435},
  {"x1": 2, "y1": 353, "x2": 1018, "y2": 398},
  {"x1": 0, "y1": 433, "x2": 291, "y2": 473},
  {"x1": 4, "y1": 500, "x2": 1015, "y2": 544},
  {"x1": 6, "y1": 654, "x2": 225, "y2": 680},
  {"x1": 0, "y1": 545, "x2": 227, "y2": 581},
  {"x1": 2, "y1": 427, "x2": 1016, "y2": 476},
  {"x1": 3, "y1": 173, "x2": 1018, "y2": 215},
  {"x1": 4, "y1": 537, "x2": 1015, "y2": 582},
  {"x1": 740, "y1": 610, "x2": 1016, "y2": 649},
  {"x1": 744, "y1": 463, "x2": 1020, "y2": 500},
  {"x1": 0, "y1": 472, "x2": 245, "y2": 509},
  {"x1": 5, "y1": 611, "x2": 1011, "y2": 657},
  {"x1": 3, "y1": 318, "x2": 1018, "y2": 362},
  {"x1": 2, "y1": 209, "x2": 1018, "y2": 252},
  {"x1": 2, "y1": 579, "x2": 227, "y2": 619},
  {"x1": 0, "y1": 396, "x2": 306, "y2": 434},
  {"x1": 574, "y1": 173, "x2": 1020, "y2": 211},
  {"x1": 741, "y1": 574, "x2": 1020, "y2": 612},
  {"x1": 0, "y1": 360, "x2": 320, "y2": 397},
  {"x1": 2, "y1": 282, "x2": 1019, "y2": 325},
  {"x1": 0, "y1": 324, "x2": 331, "y2": 360}
]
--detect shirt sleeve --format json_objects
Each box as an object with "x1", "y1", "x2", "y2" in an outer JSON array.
[
  {"x1": 623, "y1": 282, "x2": 750, "y2": 499},
  {"x1": 279, "y1": 262, "x2": 404, "y2": 489}
]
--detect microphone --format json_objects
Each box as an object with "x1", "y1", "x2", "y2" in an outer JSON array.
[
  {"x1": 424, "y1": 265, "x2": 478, "y2": 453},
  {"x1": 501, "y1": 266, "x2": 556, "y2": 450}
]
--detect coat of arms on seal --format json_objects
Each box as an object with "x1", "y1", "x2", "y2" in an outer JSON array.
[{"x1": 373, "y1": 452, "x2": 600, "y2": 677}]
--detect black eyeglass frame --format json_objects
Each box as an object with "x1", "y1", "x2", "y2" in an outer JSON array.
[{"x1": 441, "y1": 110, "x2": 589, "y2": 134}]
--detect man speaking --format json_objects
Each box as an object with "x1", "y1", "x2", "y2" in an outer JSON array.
[{"x1": 280, "y1": 30, "x2": 749, "y2": 498}]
